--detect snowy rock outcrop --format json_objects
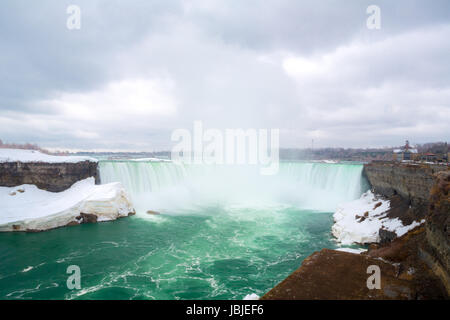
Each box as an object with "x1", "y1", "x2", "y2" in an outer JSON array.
[
  {"x1": 0, "y1": 177, "x2": 135, "y2": 232},
  {"x1": 0, "y1": 149, "x2": 99, "y2": 192},
  {"x1": 332, "y1": 191, "x2": 425, "y2": 245}
]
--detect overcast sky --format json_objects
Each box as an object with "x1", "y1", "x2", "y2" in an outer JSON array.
[{"x1": 0, "y1": 0, "x2": 449, "y2": 151}]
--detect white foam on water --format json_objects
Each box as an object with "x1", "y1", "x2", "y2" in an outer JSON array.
[{"x1": 243, "y1": 293, "x2": 260, "y2": 300}]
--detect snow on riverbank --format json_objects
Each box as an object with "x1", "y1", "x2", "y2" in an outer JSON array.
[
  {"x1": 335, "y1": 247, "x2": 367, "y2": 254},
  {"x1": 0, "y1": 149, "x2": 97, "y2": 163},
  {"x1": 0, "y1": 178, "x2": 135, "y2": 232},
  {"x1": 332, "y1": 191, "x2": 425, "y2": 245}
]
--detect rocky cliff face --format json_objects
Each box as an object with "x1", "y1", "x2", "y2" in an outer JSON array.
[
  {"x1": 263, "y1": 162, "x2": 450, "y2": 299},
  {"x1": 361, "y1": 162, "x2": 448, "y2": 295},
  {"x1": 263, "y1": 226, "x2": 448, "y2": 300},
  {"x1": 364, "y1": 162, "x2": 447, "y2": 205},
  {"x1": 423, "y1": 171, "x2": 450, "y2": 294},
  {"x1": 0, "y1": 161, "x2": 99, "y2": 192},
  {"x1": 363, "y1": 162, "x2": 448, "y2": 222}
]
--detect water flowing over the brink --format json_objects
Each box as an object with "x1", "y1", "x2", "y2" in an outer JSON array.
[{"x1": 99, "y1": 161, "x2": 369, "y2": 214}]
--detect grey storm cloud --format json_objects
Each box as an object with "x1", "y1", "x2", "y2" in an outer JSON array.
[{"x1": 0, "y1": 0, "x2": 449, "y2": 150}]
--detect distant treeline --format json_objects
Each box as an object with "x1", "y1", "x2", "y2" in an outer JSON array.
[
  {"x1": 76, "y1": 142, "x2": 448, "y2": 162},
  {"x1": 0, "y1": 139, "x2": 47, "y2": 153},
  {"x1": 416, "y1": 142, "x2": 448, "y2": 154},
  {"x1": 75, "y1": 151, "x2": 172, "y2": 160},
  {"x1": 279, "y1": 148, "x2": 393, "y2": 161},
  {"x1": 281, "y1": 142, "x2": 448, "y2": 161},
  {"x1": 0, "y1": 139, "x2": 71, "y2": 155},
  {"x1": 1, "y1": 139, "x2": 447, "y2": 161}
]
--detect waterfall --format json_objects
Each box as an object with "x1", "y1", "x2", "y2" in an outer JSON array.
[{"x1": 98, "y1": 161, "x2": 369, "y2": 214}]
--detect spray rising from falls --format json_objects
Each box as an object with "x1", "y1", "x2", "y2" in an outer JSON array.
[{"x1": 99, "y1": 161, "x2": 369, "y2": 214}]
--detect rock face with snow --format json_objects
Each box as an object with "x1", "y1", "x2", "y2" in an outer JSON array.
[
  {"x1": 332, "y1": 191, "x2": 425, "y2": 245},
  {"x1": 264, "y1": 162, "x2": 450, "y2": 300},
  {"x1": 0, "y1": 178, "x2": 135, "y2": 232},
  {"x1": 0, "y1": 149, "x2": 99, "y2": 192},
  {"x1": 346, "y1": 162, "x2": 449, "y2": 242}
]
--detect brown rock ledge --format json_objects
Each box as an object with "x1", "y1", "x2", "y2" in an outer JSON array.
[{"x1": 262, "y1": 227, "x2": 448, "y2": 300}]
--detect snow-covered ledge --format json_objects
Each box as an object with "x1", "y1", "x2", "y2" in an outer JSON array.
[
  {"x1": 0, "y1": 148, "x2": 97, "y2": 163},
  {"x1": 0, "y1": 177, "x2": 135, "y2": 232},
  {"x1": 332, "y1": 191, "x2": 425, "y2": 245},
  {"x1": 0, "y1": 149, "x2": 100, "y2": 192}
]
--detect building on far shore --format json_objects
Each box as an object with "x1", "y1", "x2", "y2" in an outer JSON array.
[
  {"x1": 393, "y1": 140, "x2": 419, "y2": 161},
  {"x1": 422, "y1": 153, "x2": 437, "y2": 162},
  {"x1": 417, "y1": 142, "x2": 449, "y2": 163},
  {"x1": 393, "y1": 140, "x2": 449, "y2": 163}
]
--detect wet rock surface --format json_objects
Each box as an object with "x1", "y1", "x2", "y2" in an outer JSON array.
[{"x1": 379, "y1": 229, "x2": 397, "y2": 244}]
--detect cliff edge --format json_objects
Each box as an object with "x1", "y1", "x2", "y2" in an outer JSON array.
[
  {"x1": 423, "y1": 171, "x2": 450, "y2": 294},
  {"x1": 0, "y1": 149, "x2": 134, "y2": 232},
  {"x1": 263, "y1": 162, "x2": 449, "y2": 299},
  {"x1": 364, "y1": 161, "x2": 448, "y2": 223},
  {"x1": 0, "y1": 149, "x2": 99, "y2": 192}
]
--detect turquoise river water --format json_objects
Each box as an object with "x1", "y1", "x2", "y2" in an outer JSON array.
[{"x1": 0, "y1": 161, "x2": 368, "y2": 300}]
